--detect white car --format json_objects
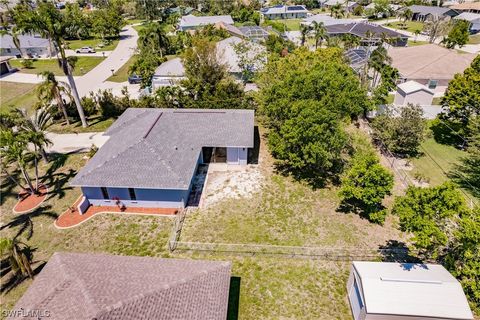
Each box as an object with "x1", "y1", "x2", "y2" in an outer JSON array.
[{"x1": 75, "y1": 46, "x2": 96, "y2": 53}]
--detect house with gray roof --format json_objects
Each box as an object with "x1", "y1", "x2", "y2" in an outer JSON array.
[
  {"x1": 260, "y1": 5, "x2": 309, "y2": 20},
  {"x1": 0, "y1": 34, "x2": 56, "y2": 58},
  {"x1": 326, "y1": 22, "x2": 408, "y2": 46},
  {"x1": 70, "y1": 108, "x2": 254, "y2": 209},
  {"x1": 178, "y1": 14, "x2": 234, "y2": 31},
  {"x1": 302, "y1": 14, "x2": 363, "y2": 27},
  {"x1": 407, "y1": 5, "x2": 458, "y2": 21},
  {"x1": 454, "y1": 12, "x2": 480, "y2": 33},
  {"x1": 151, "y1": 57, "x2": 186, "y2": 90},
  {"x1": 9, "y1": 252, "x2": 232, "y2": 320}
]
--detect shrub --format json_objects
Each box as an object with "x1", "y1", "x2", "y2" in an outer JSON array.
[
  {"x1": 80, "y1": 96, "x2": 97, "y2": 116},
  {"x1": 21, "y1": 59, "x2": 33, "y2": 68}
]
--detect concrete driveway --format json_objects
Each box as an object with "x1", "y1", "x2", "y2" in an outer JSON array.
[{"x1": 46, "y1": 132, "x2": 109, "y2": 153}]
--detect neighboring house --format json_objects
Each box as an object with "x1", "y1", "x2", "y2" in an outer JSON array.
[
  {"x1": 394, "y1": 80, "x2": 434, "y2": 106},
  {"x1": 344, "y1": 47, "x2": 369, "y2": 72},
  {"x1": 347, "y1": 261, "x2": 474, "y2": 320},
  {"x1": 450, "y1": 2, "x2": 480, "y2": 14},
  {"x1": 302, "y1": 14, "x2": 361, "y2": 27},
  {"x1": 326, "y1": 22, "x2": 409, "y2": 46},
  {"x1": 70, "y1": 108, "x2": 254, "y2": 209},
  {"x1": 9, "y1": 252, "x2": 232, "y2": 320},
  {"x1": 151, "y1": 36, "x2": 266, "y2": 88},
  {"x1": 0, "y1": 56, "x2": 16, "y2": 75},
  {"x1": 388, "y1": 44, "x2": 476, "y2": 94},
  {"x1": 151, "y1": 57, "x2": 186, "y2": 90},
  {"x1": 166, "y1": 6, "x2": 195, "y2": 15},
  {"x1": 216, "y1": 36, "x2": 266, "y2": 77},
  {"x1": 215, "y1": 21, "x2": 245, "y2": 38},
  {"x1": 238, "y1": 25, "x2": 271, "y2": 41},
  {"x1": 0, "y1": 34, "x2": 56, "y2": 58},
  {"x1": 178, "y1": 14, "x2": 234, "y2": 31},
  {"x1": 454, "y1": 12, "x2": 480, "y2": 33},
  {"x1": 260, "y1": 5, "x2": 309, "y2": 20},
  {"x1": 407, "y1": 5, "x2": 459, "y2": 21},
  {"x1": 323, "y1": 0, "x2": 359, "y2": 12}
]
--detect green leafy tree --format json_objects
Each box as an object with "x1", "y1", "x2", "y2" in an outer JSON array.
[
  {"x1": 373, "y1": 0, "x2": 390, "y2": 18},
  {"x1": 445, "y1": 207, "x2": 480, "y2": 313},
  {"x1": 441, "y1": 55, "x2": 480, "y2": 139},
  {"x1": 12, "y1": 2, "x2": 88, "y2": 127},
  {"x1": 443, "y1": 20, "x2": 470, "y2": 49},
  {"x1": 265, "y1": 34, "x2": 296, "y2": 55},
  {"x1": 91, "y1": 7, "x2": 123, "y2": 40},
  {"x1": 130, "y1": 53, "x2": 164, "y2": 88},
  {"x1": 340, "y1": 152, "x2": 394, "y2": 224},
  {"x1": 138, "y1": 22, "x2": 170, "y2": 58},
  {"x1": 232, "y1": 40, "x2": 266, "y2": 82},
  {"x1": 392, "y1": 183, "x2": 467, "y2": 259},
  {"x1": 63, "y1": 2, "x2": 89, "y2": 39},
  {"x1": 372, "y1": 104, "x2": 426, "y2": 156}
]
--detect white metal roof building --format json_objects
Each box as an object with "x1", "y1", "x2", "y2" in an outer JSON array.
[
  {"x1": 394, "y1": 80, "x2": 434, "y2": 106},
  {"x1": 347, "y1": 261, "x2": 474, "y2": 320}
]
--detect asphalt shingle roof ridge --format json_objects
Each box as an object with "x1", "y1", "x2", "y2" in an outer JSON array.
[
  {"x1": 91, "y1": 260, "x2": 231, "y2": 319},
  {"x1": 105, "y1": 108, "x2": 151, "y2": 135}
]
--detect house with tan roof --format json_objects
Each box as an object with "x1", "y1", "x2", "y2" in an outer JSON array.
[
  {"x1": 449, "y1": 2, "x2": 480, "y2": 14},
  {"x1": 8, "y1": 252, "x2": 232, "y2": 320},
  {"x1": 388, "y1": 44, "x2": 476, "y2": 95}
]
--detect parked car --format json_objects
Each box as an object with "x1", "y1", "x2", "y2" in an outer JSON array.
[
  {"x1": 128, "y1": 74, "x2": 142, "y2": 84},
  {"x1": 76, "y1": 47, "x2": 96, "y2": 53}
]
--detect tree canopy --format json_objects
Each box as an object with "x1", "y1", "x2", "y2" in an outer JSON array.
[{"x1": 443, "y1": 20, "x2": 470, "y2": 49}]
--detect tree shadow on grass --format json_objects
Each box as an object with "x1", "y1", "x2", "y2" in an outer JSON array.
[
  {"x1": 41, "y1": 153, "x2": 77, "y2": 200},
  {"x1": 0, "y1": 205, "x2": 58, "y2": 240},
  {"x1": 430, "y1": 119, "x2": 465, "y2": 147},
  {"x1": 0, "y1": 260, "x2": 47, "y2": 295},
  {"x1": 379, "y1": 240, "x2": 422, "y2": 263},
  {"x1": 0, "y1": 172, "x2": 21, "y2": 207},
  {"x1": 448, "y1": 157, "x2": 480, "y2": 199}
]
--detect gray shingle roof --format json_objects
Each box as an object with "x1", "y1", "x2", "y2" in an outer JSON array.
[
  {"x1": 0, "y1": 34, "x2": 50, "y2": 49},
  {"x1": 408, "y1": 5, "x2": 456, "y2": 16},
  {"x1": 70, "y1": 108, "x2": 254, "y2": 189},
  {"x1": 9, "y1": 252, "x2": 232, "y2": 320},
  {"x1": 326, "y1": 22, "x2": 408, "y2": 39}
]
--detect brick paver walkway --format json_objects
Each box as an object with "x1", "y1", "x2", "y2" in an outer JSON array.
[{"x1": 55, "y1": 197, "x2": 179, "y2": 229}]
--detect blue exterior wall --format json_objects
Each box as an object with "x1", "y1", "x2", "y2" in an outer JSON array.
[{"x1": 81, "y1": 186, "x2": 189, "y2": 208}]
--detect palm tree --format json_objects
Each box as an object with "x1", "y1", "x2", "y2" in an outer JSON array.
[
  {"x1": 13, "y1": 2, "x2": 88, "y2": 127},
  {"x1": 399, "y1": 8, "x2": 413, "y2": 28},
  {"x1": 0, "y1": 238, "x2": 34, "y2": 279},
  {"x1": 37, "y1": 71, "x2": 70, "y2": 125},
  {"x1": 138, "y1": 22, "x2": 169, "y2": 59},
  {"x1": 0, "y1": 26, "x2": 26, "y2": 58},
  {"x1": 0, "y1": 130, "x2": 38, "y2": 194},
  {"x1": 312, "y1": 21, "x2": 328, "y2": 49},
  {"x1": 413, "y1": 29, "x2": 421, "y2": 42},
  {"x1": 330, "y1": 4, "x2": 344, "y2": 18},
  {"x1": 300, "y1": 24, "x2": 311, "y2": 46},
  {"x1": 15, "y1": 107, "x2": 53, "y2": 164},
  {"x1": 343, "y1": 34, "x2": 360, "y2": 49}
]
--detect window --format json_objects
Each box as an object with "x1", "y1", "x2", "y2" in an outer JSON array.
[
  {"x1": 100, "y1": 187, "x2": 109, "y2": 199},
  {"x1": 428, "y1": 79, "x2": 438, "y2": 89},
  {"x1": 128, "y1": 188, "x2": 136, "y2": 200}
]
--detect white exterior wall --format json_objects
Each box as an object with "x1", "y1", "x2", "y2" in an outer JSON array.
[
  {"x1": 226, "y1": 147, "x2": 248, "y2": 164},
  {"x1": 394, "y1": 90, "x2": 434, "y2": 106}
]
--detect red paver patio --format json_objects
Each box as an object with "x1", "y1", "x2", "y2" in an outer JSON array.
[
  {"x1": 55, "y1": 197, "x2": 179, "y2": 229},
  {"x1": 13, "y1": 185, "x2": 48, "y2": 214}
]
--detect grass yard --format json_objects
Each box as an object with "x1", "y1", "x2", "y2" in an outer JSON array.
[
  {"x1": 409, "y1": 137, "x2": 466, "y2": 186},
  {"x1": 432, "y1": 97, "x2": 443, "y2": 105},
  {"x1": 0, "y1": 82, "x2": 38, "y2": 113},
  {"x1": 283, "y1": 19, "x2": 302, "y2": 31},
  {"x1": 0, "y1": 127, "x2": 407, "y2": 319},
  {"x1": 468, "y1": 34, "x2": 480, "y2": 44},
  {"x1": 49, "y1": 115, "x2": 115, "y2": 133},
  {"x1": 106, "y1": 55, "x2": 137, "y2": 82},
  {"x1": 385, "y1": 21, "x2": 424, "y2": 33},
  {"x1": 65, "y1": 38, "x2": 119, "y2": 52},
  {"x1": 408, "y1": 39, "x2": 429, "y2": 46},
  {"x1": 386, "y1": 94, "x2": 395, "y2": 104},
  {"x1": 9, "y1": 57, "x2": 105, "y2": 77}
]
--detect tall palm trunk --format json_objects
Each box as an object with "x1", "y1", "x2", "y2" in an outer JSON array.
[
  {"x1": 59, "y1": 46, "x2": 88, "y2": 127},
  {"x1": 3, "y1": 171, "x2": 30, "y2": 193},
  {"x1": 19, "y1": 164, "x2": 35, "y2": 195},
  {"x1": 55, "y1": 90, "x2": 70, "y2": 125}
]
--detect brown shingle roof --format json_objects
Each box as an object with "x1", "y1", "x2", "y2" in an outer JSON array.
[
  {"x1": 388, "y1": 44, "x2": 476, "y2": 80},
  {"x1": 9, "y1": 252, "x2": 232, "y2": 320}
]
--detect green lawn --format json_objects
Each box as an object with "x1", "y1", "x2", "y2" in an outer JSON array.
[
  {"x1": 0, "y1": 82, "x2": 38, "y2": 113},
  {"x1": 468, "y1": 34, "x2": 480, "y2": 44},
  {"x1": 0, "y1": 128, "x2": 406, "y2": 319},
  {"x1": 408, "y1": 40, "x2": 429, "y2": 46},
  {"x1": 65, "y1": 38, "x2": 119, "y2": 52},
  {"x1": 432, "y1": 97, "x2": 443, "y2": 105},
  {"x1": 125, "y1": 19, "x2": 146, "y2": 25},
  {"x1": 9, "y1": 57, "x2": 105, "y2": 76},
  {"x1": 386, "y1": 94, "x2": 395, "y2": 104},
  {"x1": 409, "y1": 137, "x2": 466, "y2": 186},
  {"x1": 49, "y1": 115, "x2": 115, "y2": 133},
  {"x1": 385, "y1": 21, "x2": 424, "y2": 33},
  {"x1": 106, "y1": 55, "x2": 137, "y2": 82}
]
